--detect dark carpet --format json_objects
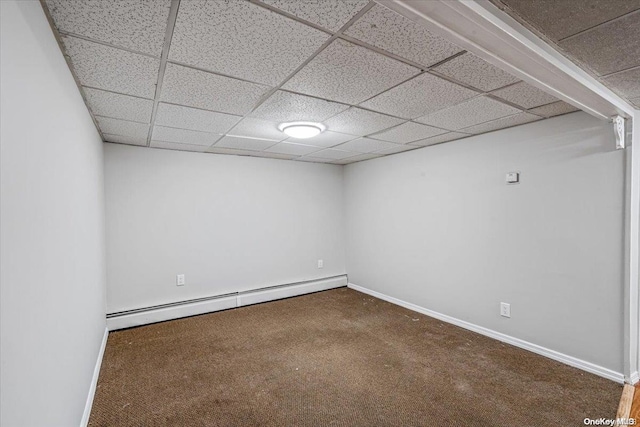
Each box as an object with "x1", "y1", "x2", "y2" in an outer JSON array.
[{"x1": 89, "y1": 288, "x2": 620, "y2": 426}]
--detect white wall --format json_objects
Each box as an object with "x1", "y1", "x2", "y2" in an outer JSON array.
[
  {"x1": 104, "y1": 144, "x2": 345, "y2": 313},
  {"x1": 344, "y1": 111, "x2": 625, "y2": 373},
  {"x1": 0, "y1": 2, "x2": 107, "y2": 426}
]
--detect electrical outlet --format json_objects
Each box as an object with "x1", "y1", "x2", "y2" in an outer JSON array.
[
  {"x1": 176, "y1": 274, "x2": 185, "y2": 286},
  {"x1": 317, "y1": 259, "x2": 324, "y2": 269},
  {"x1": 500, "y1": 302, "x2": 511, "y2": 318}
]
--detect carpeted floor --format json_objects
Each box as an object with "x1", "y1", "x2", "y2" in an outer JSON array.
[{"x1": 89, "y1": 288, "x2": 620, "y2": 426}]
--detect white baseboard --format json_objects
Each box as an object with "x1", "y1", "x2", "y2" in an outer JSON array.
[
  {"x1": 107, "y1": 275, "x2": 347, "y2": 331},
  {"x1": 81, "y1": 326, "x2": 108, "y2": 427},
  {"x1": 629, "y1": 371, "x2": 640, "y2": 385},
  {"x1": 348, "y1": 282, "x2": 625, "y2": 384}
]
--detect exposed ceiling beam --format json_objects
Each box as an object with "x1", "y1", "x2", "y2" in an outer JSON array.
[{"x1": 377, "y1": 0, "x2": 635, "y2": 120}]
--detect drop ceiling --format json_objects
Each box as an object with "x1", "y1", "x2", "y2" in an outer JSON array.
[
  {"x1": 490, "y1": 0, "x2": 640, "y2": 110},
  {"x1": 43, "y1": 0, "x2": 580, "y2": 164}
]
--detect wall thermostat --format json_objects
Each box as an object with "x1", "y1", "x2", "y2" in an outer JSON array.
[{"x1": 506, "y1": 172, "x2": 520, "y2": 184}]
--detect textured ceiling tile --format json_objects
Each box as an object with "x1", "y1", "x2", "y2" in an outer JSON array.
[
  {"x1": 260, "y1": 0, "x2": 369, "y2": 31},
  {"x1": 324, "y1": 107, "x2": 404, "y2": 136},
  {"x1": 227, "y1": 117, "x2": 287, "y2": 141},
  {"x1": 490, "y1": 82, "x2": 558, "y2": 109},
  {"x1": 631, "y1": 97, "x2": 640, "y2": 108},
  {"x1": 369, "y1": 121, "x2": 447, "y2": 144},
  {"x1": 283, "y1": 38, "x2": 419, "y2": 104},
  {"x1": 150, "y1": 141, "x2": 209, "y2": 152},
  {"x1": 602, "y1": 67, "x2": 640, "y2": 99},
  {"x1": 374, "y1": 144, "x2": 420, "y2": 155},
  {"x1": 309, "y1": 148, "x2": 359, "y2": 160},
  {"x1": 62, "y1": 36, "x2": 160, "y2": 98},
  {"x1": 161, "y1": 63, "x2": 269, "y2": 115},
  {"x1": 84, "y1": 87, "x2": 153, "y2": 123},
  {"x1": 46, "y1": 0, "x2": 171, "y2": 56},
  {"x1": 360, "y1": 73, "x2": 478, "y2": 119},
  {"x1": 559, "y1": 11, "x2": 640, "y2": 76},
  {"x1": 265, "y1": 142, "x2": 322, "y2": 156},
  {"x1": 415, "y1": 96, "x2": 521, "y2": 130},
  {"x1": 97, "y1": 116, "x2": 149, "y2": 139},
  {"x1": 335, "y1": 138, "x2": 399, "y2": 153},
  {"x1": 250, "y1": 91, "x2": 348, "y2": 123},
  {"x1": 495, "y1": 0, "x2": 640, "y2": 41},
  {"x1": 152, "y1": 126, "x2": 221, "y2": 146},
  {"x1": 344, "y1": 4, "x2": 463, "y2": 68},
  {"x1": 409, "y1": 132, "x2": 471, "y2": 147},
  {"x1": 169, "y1": 0, "x2": 328, "y2": 86},
  {"x1": 461, "y1": 112, "x2": 541, "y2": 134},
  {"x1": 155, "y1": 103, "x2": 241, "y2": 134},
  {"x1": 286, "y1": 131, "x2": 356, "y2": 148},
  {"x1": 213, "y1": 135, "x2": 278, "y2": 151},
  {"x1": 104, "y1": 134, "x2": 147, "y2": 146},
  {"x1": 528, "y1": 101, "x2": 579, "y2": 118},
  {"x1": 334, "y1": 153, "x2": 383, "y2": 164},
  {"x1": 432, "y1": 53, "x2": 520, "y2": 91}
]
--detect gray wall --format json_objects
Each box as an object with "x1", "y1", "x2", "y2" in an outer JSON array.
[
  {"x1": 0, "y1": 1, "x2": 107, "y2": 425},
  {"x1": 344, "y1": 111, "x2": 625, "y2": 373},
  {"x1": 104, "y1": 144, "x2": 345, "y2": 313}
]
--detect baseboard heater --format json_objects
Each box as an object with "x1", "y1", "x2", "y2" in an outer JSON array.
[{"x1": 106, "y1": 275, "x2": 347, "y2": 331}]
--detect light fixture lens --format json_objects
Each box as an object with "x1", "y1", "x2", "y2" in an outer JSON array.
[{"x1": 278, "y1": 122, "x2": 325, "y2": 139}]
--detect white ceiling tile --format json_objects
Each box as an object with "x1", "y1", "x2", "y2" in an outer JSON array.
[
  {"x1": 265, "y1": 142, "x2": 322, "y2": 156},
  {"x1": 310, "y1": 148, "x2": 359, "y2": 160},
  {"x1": 161, "y1": 63, "x2": 269, "y2": 115},
  {"x1": 491, "y1": 82, "x2": 559, "y2": 109},
  {"x1": 528, "y1": 101, "x2": 580, "y2": 118},
  {"x1": 250, "y1": 91, "x2": 349, "y2": 123},
  {"x1": 335, "y1": 138, "x2": 399, "y2": 153},
  {"x1": 432, "y1": 53, "x2": 520, "y2": 91},
  {"x1": 227, "y1": 117, "x2": 287, "y2": 141},
  {"x1": 369, "y1": 121, "x2": 447, "y2": 144},
  {"x1": 97, "y1": 116, "x2": 149, "y2": 139},
  {"x1": 169, "y1": 0, "x2": 329, "y2": 86},
  {"x1": 461, "y1": 112, "x2": 542, "y2": 134},
  {"x1": 152, "y1": 126, "x2": 221, "y2": 146},
  {"x1": 46, "y1": 0, "x2": 171, "y2": 56},
  {"x1": 62, "y1": 36, "x2": 160, "y2": 99},
  {"x1": 360, "y1": 73, "x2": 478, "y2": 119},
  {"x1": 415, "y1": 96, "x2": 522, "y2": 130},
  {"x1": 155, "y1": 103, "x2": 241, "y2": 134},
  {"x1": 334, "y1": 153, "x2": 383, "y2": 164},
  {"x1": 374, "y1": 144, "x2": 420, "y2": 155},
  {"x1": 213, "y1": 135, "x2": 278, "y2": 151},
  {"x1": 409, "y1": 132, "x2": 471, "y2": 147},
  {"x1": 150, "y1": 141, "x2": 209, "y2": 152},
  {"x1": 104, "y1": 134, "x2": 147, "y2": 146},
  {"x1": 260, "y1": 0, "x2": 370, "y2": 32},
  {"x1": 324, "y1": 107, "x2": 404, "y2": 136},
  {"x1": 283, "y1": 38, "x2": 419, "y2": 104},
  {"x1": 344, "y1": 4, "x2": 463, "y2": 68},
  {"x1": 84, "y1": 87, "x2": 153, "y2": 123},
  {"x1": 286, "y1": 131, "x2": 356, "y2": 148}
]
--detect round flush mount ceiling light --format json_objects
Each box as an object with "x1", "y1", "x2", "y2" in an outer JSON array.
[{"x1": 278, "y1": 122, "x2": 326, "y2": 139}]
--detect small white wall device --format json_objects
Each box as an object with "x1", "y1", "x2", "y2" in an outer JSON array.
[{"x1": 613, "y1": 115, "x2": 626, "y2": 150}]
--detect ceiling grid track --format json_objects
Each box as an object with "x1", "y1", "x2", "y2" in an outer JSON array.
[{"x1": 145, "y1": 0, "x2": 181, "y2": 147}]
